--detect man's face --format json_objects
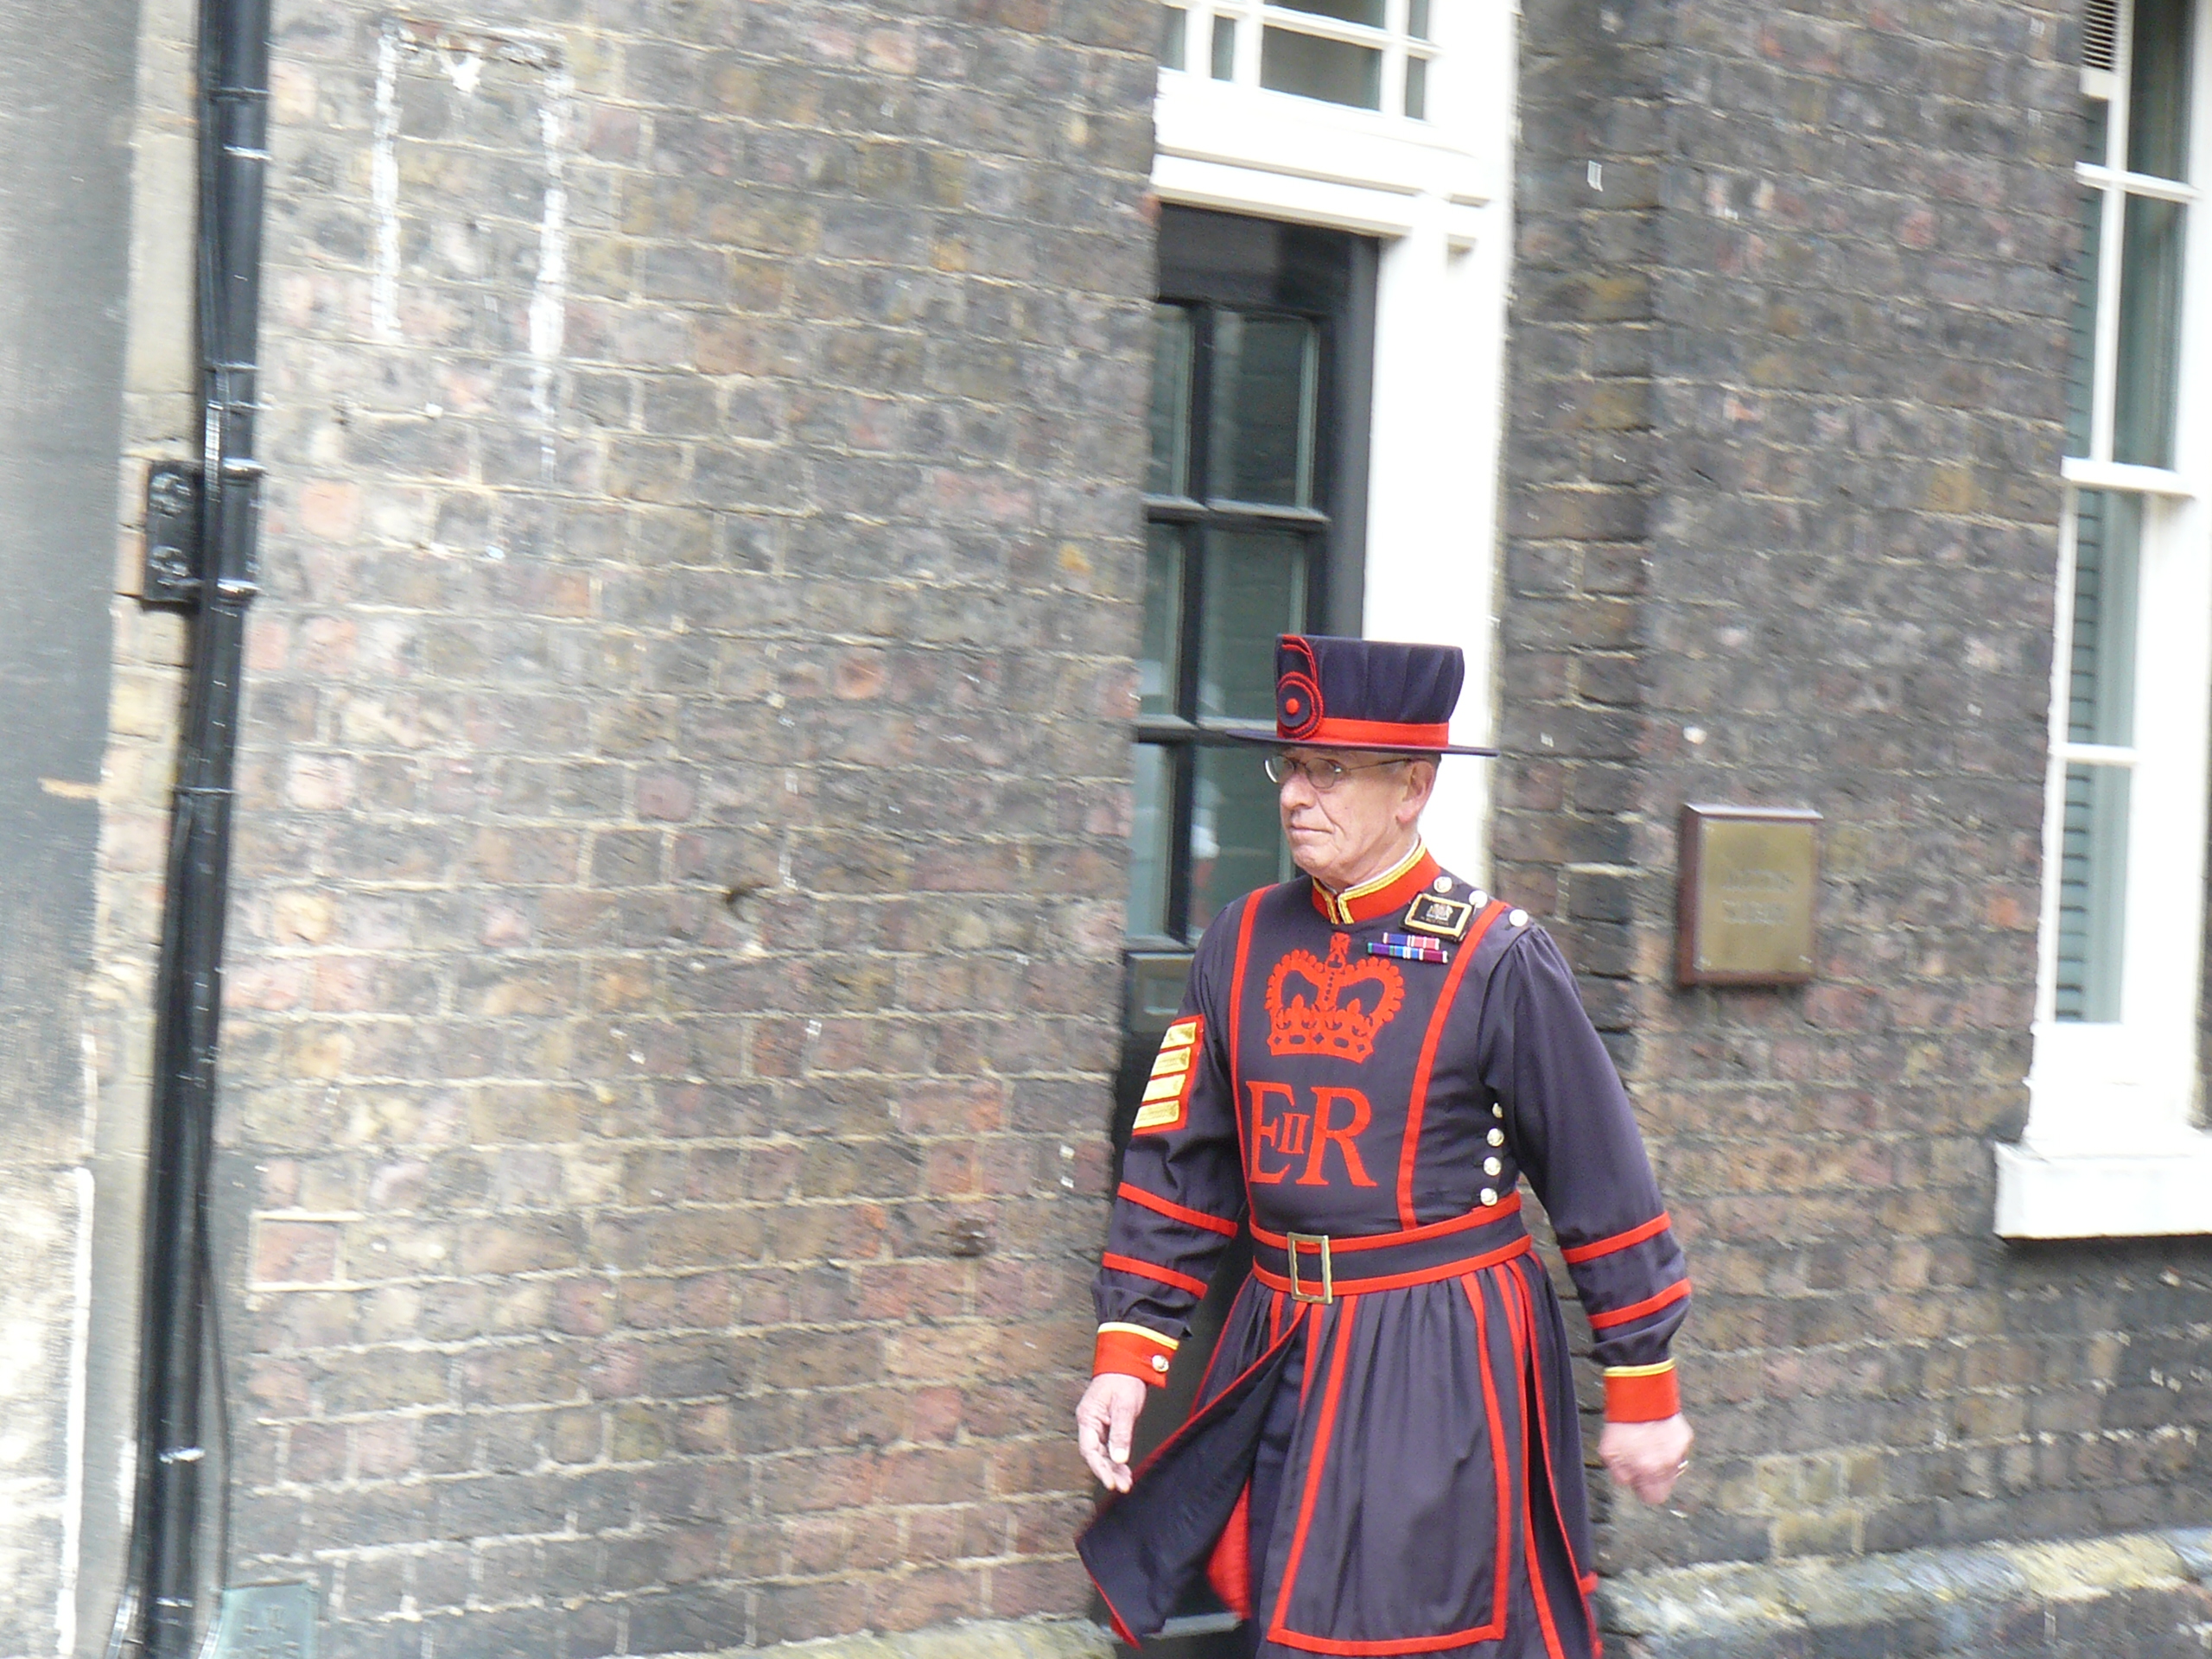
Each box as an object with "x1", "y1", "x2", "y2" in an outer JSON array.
[{"x1": 1274, "y1": 747, "x2": 1431, "y2": 889}]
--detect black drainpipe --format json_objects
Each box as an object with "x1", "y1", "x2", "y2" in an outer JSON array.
[{"x1": 113, "y1": 0, "x2": 270, "y2": 1649}]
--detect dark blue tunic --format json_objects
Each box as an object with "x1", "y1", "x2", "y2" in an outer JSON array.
[{"x1": 1080, "y1": 847, "x2": 1690, "y2": 1659}]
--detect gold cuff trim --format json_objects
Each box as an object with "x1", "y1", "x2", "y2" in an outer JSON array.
[
  {"x1": 1097, "y1": 1321, "x2": 1179, "y2": 1351},
  {"x1": 1604, "y1": 1361, "x2": 1676, "y2": 1378}
]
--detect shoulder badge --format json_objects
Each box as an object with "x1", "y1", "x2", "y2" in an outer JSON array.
[{"x1": 1402, "y1": 892, "x2": 1474, "y2": 941}]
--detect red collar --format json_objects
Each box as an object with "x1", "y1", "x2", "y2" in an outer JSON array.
[{"x1": 1309, "y1": 842, "x2": 1442, "y2": 926}]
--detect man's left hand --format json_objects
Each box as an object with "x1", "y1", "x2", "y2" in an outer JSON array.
[{"x1": 1599, "y1": 1414, "x2": 1693, "y2": 1506}]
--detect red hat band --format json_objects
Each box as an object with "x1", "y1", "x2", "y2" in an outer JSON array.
[{"x1": 1296, "y1": 715, "x2": 1454, "y2": 748}]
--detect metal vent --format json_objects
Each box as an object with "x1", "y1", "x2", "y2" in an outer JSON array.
[{"x1": 2085, "y1": 0, "x2": 2119, "y2": 71}]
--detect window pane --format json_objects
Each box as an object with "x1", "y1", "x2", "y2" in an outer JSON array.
[
  {"x1": 2082, "y1": 95, "x2": 2112, "y2": 166},
  {"x1": 1141, "y1": 524, "x2": 1185, "y2": 717},
  {"x1": 2056, "y1": 762, "x2": 2130, "y2": 1022},
  {"x1": 1212, "y1": 15, "x2": 1236, "y2": 78},
  {"x1": 2113, "y1": 194, "x2": 2185, "y2": 467},
  {"x1": 1160, "y1": 3, "x2": 1187, "y2": 71},
  {"x1": 2128, "y1": 0, "x2": 2194, "y2": 181},
  {"x1": 1198, "y1": 528, "x2": 1309, "y2": 721},
  {"x1": 1274, "y1": 0, "x2": 1386, "y2": 25},
  {"x1": 1147, "y1": 304, "x2": 1193, "y2": 496},
  {"x1": 1210, "y1": 312, "x2": 1318, "y2": 505},
  {"x1": 1408, "y1": 0, "x2": 1431, "y2": 39},
  {"x1": 2067, "y1": 490, "x2": 2140, "y2": 747},
  {"x1": 1404, "y1": 55, "x2": 1427, "y2": 119},
  {"x1": 1128, "y1": 744, "x2": 1173, "y2": 937},
  {"x1": 1191, "y1": 745, "x2": 1289, "y2": 931},
  {"x1": 2065, "y1": 188, "x2": 2099, "y2": 459},
  {"x1": 1261, "y1": 27, "x2": 1382, "y2": 109}
]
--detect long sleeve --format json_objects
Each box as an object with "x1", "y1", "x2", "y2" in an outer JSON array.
[
  {"x1": 1090, "y1": 897, "x2": 1253, "y2": 1385},
  {"x1": 1479, "y1": 927, "x2": 1691, "y2": 1421}
]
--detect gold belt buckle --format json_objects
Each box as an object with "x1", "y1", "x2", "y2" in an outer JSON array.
[{"x1": 1285, "y1": 1231, "x2": 1334, "y2": 1304}]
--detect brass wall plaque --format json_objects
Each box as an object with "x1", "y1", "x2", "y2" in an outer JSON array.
[{"x1": 1676, "y1": 804, "x2": 1821, "y2": 986}]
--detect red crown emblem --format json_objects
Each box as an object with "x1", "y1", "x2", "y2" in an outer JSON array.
[{"x1": 1264, "y1": 933, "x2": 1405, "y2": 1063}]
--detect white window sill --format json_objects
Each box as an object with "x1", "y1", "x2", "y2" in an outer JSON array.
[{"x1": 1994, "y1": 1135, "x2": 2212, "y2": 1237}]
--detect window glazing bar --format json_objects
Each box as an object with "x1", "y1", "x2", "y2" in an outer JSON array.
[
  {"x1": 2092, "y1": 181, "x2": 2126, "y2": 462},
  {"x1": 2088, "y1": 0, "x2": 2138, "y2": 461},
  {"x1": 2059, "y1": 742, "x2": 2141, "y2": 766},
  {"x1": 1143, "y1": 495, "x2": 1332, "y2": 527},
  {"x1": 2075, "y1": 164, "x2": 2199, "y2": 203},
  {"x1": 2060, "y1": 455, "x2": 2196, "y2": 493},
  {"x1": 1205, "y1": 501, "x2": 1332, "y2": 524},
  {"x1": 1259, "y1": 9, "x2": 1396, "y2": 46}
]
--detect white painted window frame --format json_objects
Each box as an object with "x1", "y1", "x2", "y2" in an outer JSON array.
[
  {"x1": 1165, "y1": 1, "x2": 1441, "y2": 120},
  {"x1": 1999, "y1": 0, "x2": 2212, "y2": 1237},
  {"x1": 1150, "y1": 0, "x2": 1516, "y2": 884}
]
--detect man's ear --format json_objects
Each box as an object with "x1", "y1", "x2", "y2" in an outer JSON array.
[{"x1": 1398, "y1": 760, "x2": 1438, "y2": 826}]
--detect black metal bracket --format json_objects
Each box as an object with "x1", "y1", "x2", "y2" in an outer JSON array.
[{"x1": 143, "y1": 461, "x2": 206, "y2": 607}]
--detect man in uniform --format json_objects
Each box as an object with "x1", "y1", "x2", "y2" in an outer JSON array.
[{"x1": 1075, "y1": 635, "x2": 1692, "y2": 1659}]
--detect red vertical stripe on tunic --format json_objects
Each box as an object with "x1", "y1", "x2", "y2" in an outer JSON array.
[
  {"x1": 1396, "y1": 900, "x2": 1507, "y2": 1228},
  {"x1": 1268, "y1": 1298, "x2": 1357, "y2": 1646},
  {"x1": 1502, "y1": 1274, "x2": 1570, "y2": 1659},
  {"x1": 1516, "y1": 1265, "x2": 1597, "y2": 1643},
  {"x1": 1228, "y1": 891, "x2": 1262, "y2": 1206},
  {"x1": 1463, "y1": 1271, "x2": 1514, "y2": 1639}
]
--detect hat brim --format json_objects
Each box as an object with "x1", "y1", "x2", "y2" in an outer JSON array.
[{"x1": 1216, "y1": 727, "x2": 1497, "y2": 758}]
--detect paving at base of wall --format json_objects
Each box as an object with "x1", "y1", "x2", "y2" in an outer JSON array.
[
  {"x1": 1602, "y1": 1527, "x2": 2212, "y2": 1658},
  {"x1": 721, "y1": 1531, "x2": 2212, "y2": 1659},
  {"x1": 726, "y1": 1617, "x2": 1113, "y2": 1659}
]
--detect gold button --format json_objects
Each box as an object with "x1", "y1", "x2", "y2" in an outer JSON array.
[
  {"x1": 1491, "y1": 1103, "x2": 1504, "y2": 1118},
  {"x1": 1484, "y1": 1157, "x2": 1503, "y2": 1177},
  {"x1": 1151, "y1": 1354, "x2": 1170, "y2": 1373},
  {"x1": 1488, "y1": 1128, "x2": 1505, "y2": 1147},
  {"x1": 1508, "y1": 909, "x2": 1529, "y2": 928},
  {"x1": 1433, "y1": 875, "x2": 1452, "y2": 893},
  {"x1": 1480, "y1": 1187, "x2": 1497, "y2": 1206}
]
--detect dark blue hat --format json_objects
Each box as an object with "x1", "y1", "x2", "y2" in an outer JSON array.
[{"x1": 1236, "y1": 634, "x2": 1495, "y2": 756}]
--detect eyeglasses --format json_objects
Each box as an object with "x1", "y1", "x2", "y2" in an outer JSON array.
[{"x1": 1263, "y1": 753, "x2": 1411, "y2": 791}]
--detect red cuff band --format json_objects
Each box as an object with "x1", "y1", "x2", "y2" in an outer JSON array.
[
  {"x1": 1605, "y1": 1364, "x2": 1681, "y2": 1422},
  {"x1": 1094, "y1": 1327, "x2": 1177, "y2": 1386}
]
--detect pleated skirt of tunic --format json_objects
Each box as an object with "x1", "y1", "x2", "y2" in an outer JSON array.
[{"x1": 1082, "y1": 1252, "x2": 1600, "y2": 1659}]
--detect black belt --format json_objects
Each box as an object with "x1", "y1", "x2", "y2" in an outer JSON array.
[{"x1": 1248, "y1": 1193, "x2": 1531, "y2": 1303}]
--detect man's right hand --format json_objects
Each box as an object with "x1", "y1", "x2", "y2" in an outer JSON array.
[{"x1": 1076, "y1": 1372, "x2": 1151, "y2": 1492}]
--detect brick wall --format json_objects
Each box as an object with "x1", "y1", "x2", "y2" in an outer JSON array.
[
  {"x1": 118, "y1": 2, "x2": 1160, "y2": 1652},
  {"x1": 1501, "y1": 0, "x2": 2212, "y2": 1592}
]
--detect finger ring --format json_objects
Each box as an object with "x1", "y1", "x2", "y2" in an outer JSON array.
[{"x1": 1675, "y1": 1460, "x2": 1689, "y2": 1473}]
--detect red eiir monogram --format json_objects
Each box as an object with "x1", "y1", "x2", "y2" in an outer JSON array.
[{"x1": 1249, "y1": 1081, "x2": 1378, "y2": 1188}]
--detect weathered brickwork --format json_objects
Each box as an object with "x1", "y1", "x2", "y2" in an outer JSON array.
[
  {"x1": 100, "y1": 2, "x2": 1165, "y2": 1653},
  {"x1": 1501, "y1": 0, "x2": 2212, "y2": 1594}
]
